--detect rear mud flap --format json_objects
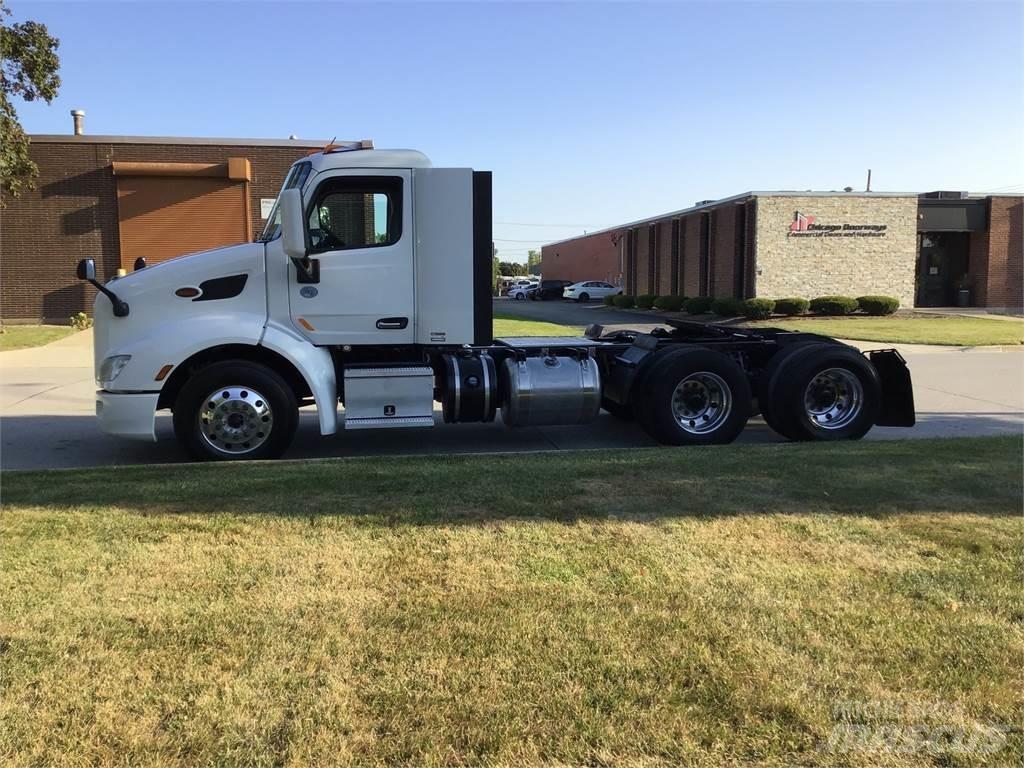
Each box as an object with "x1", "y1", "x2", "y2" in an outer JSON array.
[{"x1": 868, "y1": 349, "x2": 916, "y2": 427}]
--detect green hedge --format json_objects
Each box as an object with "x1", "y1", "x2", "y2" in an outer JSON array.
[
  {"x1": 711, "y1": 297, "x2": 746, "y2": 317},
  {"x1": 635, "y1": 294, "x2": 657, "y2": 309},
  {"x1": 773, "y1": 297, "x2": 810, "y2": 316},
  {"x1": 856, "y1": 295, "x2": 900, "y2": 316},
  {"x1": 685, "y1": 296, "x2": 714, "y2": 315},
  {"x1": 653, "y1": 295, "x2": 685, "y2": 311},
  {"x1": 810, "y1": 295, "x2": 859, "y2": 316},
  {"x1": 742, "y1": 298, "x2": 775, "y2": 320},
  {"x1": 613, "y1": 294, "x2": 636, "y2": 309},
  {"x1": 603, "y1": 294, "x2": 616, "y2": 306}
]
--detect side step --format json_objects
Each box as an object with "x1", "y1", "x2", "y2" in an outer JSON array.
[{"x1": 342, "y1": 366, "x2": 436, "y2": 430}]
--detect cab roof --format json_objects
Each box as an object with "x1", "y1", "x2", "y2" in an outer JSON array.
[{"x1": 307, "y1": 148, "x2": 432, "y2": 172}]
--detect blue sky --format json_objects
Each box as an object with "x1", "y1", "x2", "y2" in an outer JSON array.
[{"x1": 12, "y1": 0, "x2": 1024, "y2": 261}]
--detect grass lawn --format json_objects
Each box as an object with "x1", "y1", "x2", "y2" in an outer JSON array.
[
  {"x1": 0, "y1": 324, "x2": 77, "y2": 351},
  {"x1": 1, "y1": 436, "x2": 1021, "y2": 766},
  {"x1": 493, "y1": 311, "x2": 582, "y2": 336},
  {"x1": 746, "y1": 315, "x2": 1024, "y2": 347}
]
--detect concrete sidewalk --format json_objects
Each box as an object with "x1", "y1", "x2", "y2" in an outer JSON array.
[{"x1": 2, "y1": 327, "x2": 1022, "y2": 471}]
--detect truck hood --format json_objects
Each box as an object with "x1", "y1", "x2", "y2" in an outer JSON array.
[
  {"x1": 93, "y1": 242, "x2": 268, "y2": 379},
  {"x1": 105, "y1": 242, "x2": 264, "y2": 295}
]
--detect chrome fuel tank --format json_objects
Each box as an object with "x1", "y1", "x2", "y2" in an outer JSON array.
[{"x1": 500, "y1": 354, "x2": 602, "y2": 427}]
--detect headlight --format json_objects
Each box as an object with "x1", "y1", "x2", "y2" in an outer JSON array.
[{"x1": 98, "y1": 355, "x2": 131, "y2": 387}]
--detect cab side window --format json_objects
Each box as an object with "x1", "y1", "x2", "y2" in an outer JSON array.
[{"x1": 308, "y1": 176, "x2": 402, "y2": 252}]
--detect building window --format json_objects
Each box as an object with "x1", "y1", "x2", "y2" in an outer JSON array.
[
  {"x1": 670, "y1": 219, "x2": 681, "y2": 296},
  {"x1": 699, "y1": 212, "x2": 711, "y2": 297}
]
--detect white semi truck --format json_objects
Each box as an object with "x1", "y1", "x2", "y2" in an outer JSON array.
[{"x1": 77, "y1": 144, "x2": 915, "y2": 461}]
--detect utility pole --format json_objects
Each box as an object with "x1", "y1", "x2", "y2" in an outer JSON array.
[{"x1": 866, "y1": 169, "x2": 872, "y2": 192}]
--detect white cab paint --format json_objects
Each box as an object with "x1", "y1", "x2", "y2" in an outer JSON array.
[{"x1": 413, "y1": 167, "x2": 475, "y2": 344}]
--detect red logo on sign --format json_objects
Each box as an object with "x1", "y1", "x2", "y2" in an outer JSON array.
[{"x1": 790, "y1": 212, "x2": 816, "y2": 232}]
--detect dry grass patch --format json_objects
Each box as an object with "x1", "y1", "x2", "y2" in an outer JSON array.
[{"x1": 1, "y1": 437, "x2": 1021, "y2": 766}]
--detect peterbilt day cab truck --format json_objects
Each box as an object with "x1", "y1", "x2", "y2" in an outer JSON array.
[{"x1": 77, "y1": 144, "x2": 915, "y2": 461}]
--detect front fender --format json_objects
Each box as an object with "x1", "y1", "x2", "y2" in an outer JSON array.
[
  {"x1": 260, "y1": 321, "x2": 338, "y2": 435},
  {"x1": 106, "y1": 311, "x2": 268, "y2": 391}
]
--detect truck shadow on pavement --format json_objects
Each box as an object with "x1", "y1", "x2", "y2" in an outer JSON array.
[{"x1": 2, "y1": 410, "x2": 1022, "y2": 473}]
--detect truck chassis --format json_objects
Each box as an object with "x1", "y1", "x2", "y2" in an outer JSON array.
[{"x1": 158, "y1": 317, "x2": 915, "y2": 460}]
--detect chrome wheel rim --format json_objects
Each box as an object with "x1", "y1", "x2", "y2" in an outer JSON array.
[
  {"x1": 803, "y1": 367, "x2": 863, "y2": 430},
  {"x1": 198, "y1": 386, "x2": 273, "y2": 455},
  {"x1": 671, "y1": 372, "x2": 732, "y2": 434}
]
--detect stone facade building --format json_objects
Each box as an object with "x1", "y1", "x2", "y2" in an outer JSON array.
[{"x1": 542, "y1": 191, "x2": 1022, "y2": 311}]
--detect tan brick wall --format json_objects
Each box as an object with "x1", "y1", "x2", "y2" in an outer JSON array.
[{"x1": 754, "y1": 195, "x2": 918, "y2": 307}]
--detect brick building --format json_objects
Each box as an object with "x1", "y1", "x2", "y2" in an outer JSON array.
[
  {"x1": 1, "y1": 130, "x2": 335, "y2": 322},
  {"x1": 541, "y1": 191, "x2": 1023, "y2": 311}
]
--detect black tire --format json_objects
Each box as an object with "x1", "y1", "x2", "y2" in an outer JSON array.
[
  {"x1": 770, "y1": 346, "x2": 881, "y2": 441},
  {"x1": 634, "y1": 348, "x2": 751, "y2": 445},
  {"x1": 172, "y1": 360, "x2": 299, "y2": 461},
  {"x1": 577, "y1": 292, "x2": 590, "y2": 303},
  {"x1": 601, "y1": 397, "x2": 634, "y2": 420},
  {"x1": 757, "y1": 341, "x2": 832, "y2": 439}
]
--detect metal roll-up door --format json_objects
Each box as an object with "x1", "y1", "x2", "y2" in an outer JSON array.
[{"x1": 115, "y1": 176, "x2": 250, "y2": 269}]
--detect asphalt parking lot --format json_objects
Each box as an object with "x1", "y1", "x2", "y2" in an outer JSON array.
[{"x1": 2, "y1": 300, "x2": 1022, "y2": 470}]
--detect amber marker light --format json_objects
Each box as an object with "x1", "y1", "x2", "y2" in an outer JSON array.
[{"x1": 154, "y1": 364, "x2": 174, "y2": 381}]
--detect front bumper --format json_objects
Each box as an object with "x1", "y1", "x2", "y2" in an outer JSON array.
[{"x1": 96, "y1": 391, "x2": 159, "y2": 441}]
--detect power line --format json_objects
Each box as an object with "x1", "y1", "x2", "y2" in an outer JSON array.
[{"x1": 495, "y1": 220, "x2": 600, "y2": 228}]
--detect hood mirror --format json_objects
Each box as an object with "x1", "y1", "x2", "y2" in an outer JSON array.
[
  {"x1": 76, "y1": 258, "x2": 96, "y2": 281},
  {"x1": 75, "y1": 257, "x2": 129, "y2": 318}
]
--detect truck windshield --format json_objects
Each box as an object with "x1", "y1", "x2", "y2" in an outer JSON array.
[{"x1": 258, "y1": 161, "x2": 313, "y2": 241}]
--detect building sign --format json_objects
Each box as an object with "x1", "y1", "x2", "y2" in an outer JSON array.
[
  {"x1": 788, "y1": 211, "x2": 887, "y2": 238},
  {"x1": 259, "y1": 198, "x2": 276, "y2": 219}
]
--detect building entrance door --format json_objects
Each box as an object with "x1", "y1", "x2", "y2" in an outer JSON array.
[{"x1": 916, "y1": 232, "x2": 969, "y2": 307}]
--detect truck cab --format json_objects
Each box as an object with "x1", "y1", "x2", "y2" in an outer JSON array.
[{"x1": 85, "y1": 145, "x2": 493, "y2": 458}]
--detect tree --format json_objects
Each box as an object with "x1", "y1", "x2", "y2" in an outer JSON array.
[
  {"x1": 1, "y1": 1, "x2": 61, "y2": 204},
  {"x1": 498, "y1": 261, "x2": 528, "y2": 277},
  {"x1": 527, "y1": 249, "x2": 542, "y2": 268}
]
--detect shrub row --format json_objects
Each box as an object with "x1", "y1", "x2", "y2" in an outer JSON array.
[{"x1": 606, "y1": 293, "x2": 900, "y2": 317}]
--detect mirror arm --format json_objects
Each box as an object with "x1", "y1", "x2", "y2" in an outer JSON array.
[
  {"x1": 291, "y1": 256, "x2": 320, "y2": 284},
  {"x1": 91, "y1": 279, "x2": 130, "y2": 317}
]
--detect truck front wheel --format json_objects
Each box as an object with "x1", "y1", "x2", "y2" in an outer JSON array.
[
  {"x1": 172, "y1": 360, "x2": 299, "y2": 461},
  {"x1": 634, "y1": 349, "x2": 751, "y2": 445}
]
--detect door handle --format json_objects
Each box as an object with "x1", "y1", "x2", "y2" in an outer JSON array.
[{"x1": 376, "y1": 317, "x2": 409, "y2": 330}]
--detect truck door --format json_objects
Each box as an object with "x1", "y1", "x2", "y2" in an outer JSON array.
[{"x1": 288, "y1": 169, "x2": 414, "y2": 345}]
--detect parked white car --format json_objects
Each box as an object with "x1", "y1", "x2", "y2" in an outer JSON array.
[
  {"x1": 508, "y1": 282, "x2": 539, "y2": 300},
  {"x1": 563, "y1": 281, "x2": 622, "y2": 302}
]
